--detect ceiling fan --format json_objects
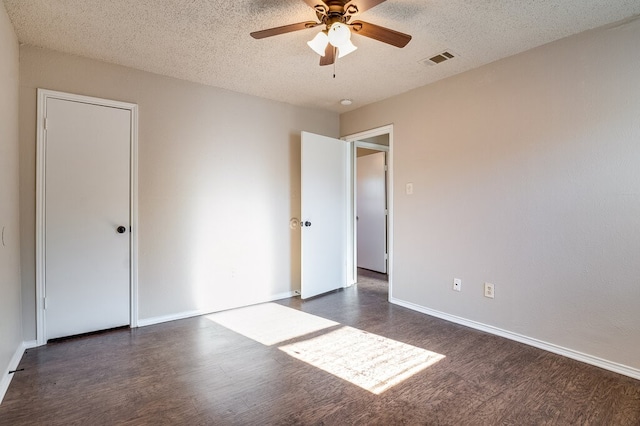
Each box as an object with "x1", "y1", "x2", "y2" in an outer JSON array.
[{"x1": 250, "y1": 0, "x2": 412, "y2": 66}]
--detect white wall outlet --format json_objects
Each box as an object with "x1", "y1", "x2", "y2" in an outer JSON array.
[
  {"x1": 406, "y1": 182, "x2": 414, "y2": 195},
  {"x1": 453, "y1": 278, "x2": 461, "y2": 292},
  {"x1": 484, "y1": 282, "x2": 495, "y2": 298}
]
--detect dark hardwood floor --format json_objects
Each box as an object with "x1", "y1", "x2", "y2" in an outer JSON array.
[{"x1": 1, "y1": 270, "x2": 639, "y2": 425}]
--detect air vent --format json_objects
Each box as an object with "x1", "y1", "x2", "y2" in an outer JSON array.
[{"x1": 419, "y1": 50, "x2": 457, "y2": 66}]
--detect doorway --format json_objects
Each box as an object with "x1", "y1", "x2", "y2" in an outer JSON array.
[
  {"x1": 343, "y1": 125, "x2": 393, "y2": 297},
  {"x1": 35, "y1": 89, "x2": 139, "y2": 345}
]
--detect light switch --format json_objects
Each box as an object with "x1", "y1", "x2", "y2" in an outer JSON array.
[{"x1": 406, "y1": 182, "x2": 413, "y2": 195}]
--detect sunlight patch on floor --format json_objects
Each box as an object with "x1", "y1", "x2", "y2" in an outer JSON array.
[
  {"x1": 207, "y1": 302, "x2": 445, "y2": 394},
  {"x1": 279, "y1": 326, "x2": 445, "y2": 394},
  {"x1": 205, "y1": 303, "x2": 338, "y2": 346}
]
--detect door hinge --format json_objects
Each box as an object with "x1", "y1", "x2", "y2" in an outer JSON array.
[
  {"x1": 385, "y1": 253, "x2": 388, "y2": 260},
  {"x1": 384, "y1": 165, "x2": 388, "y2": 171},
  {"x1": 44, "y1": 118, "x2": 49, "y2": 130},
  {"x1": 44, "y1": 297, "x2": 48, "y2": 310}
]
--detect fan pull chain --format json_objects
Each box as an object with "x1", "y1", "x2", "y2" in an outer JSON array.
[{"x1": 333, "y1": 57, "x2": 336, "y2": 79}]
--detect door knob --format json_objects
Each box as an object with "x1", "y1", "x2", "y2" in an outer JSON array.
[
  {"x1": 116, "y1": 226, "x2": 127, "y2": 234},
  {"x1": 304, "y1": 221, "x2": 311, "y2": 227}
]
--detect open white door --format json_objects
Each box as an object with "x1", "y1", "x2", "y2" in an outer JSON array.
[
  {"x1": 301, "y1": 131, "x2": 347, "y2": 299},
  {"x1": 357, "y1": 151, "x2": 387, "y2": 273}
]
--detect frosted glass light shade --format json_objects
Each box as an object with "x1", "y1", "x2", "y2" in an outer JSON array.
[
  {"x1": 307, "y1": 31, "x2": 329, "y2": 56},
  {"x1": 328, "y1": 22, "x2": 351, "y2": 47},
  {"x1": 337, "y1": 39, "x2": 358, "y2": 58}
]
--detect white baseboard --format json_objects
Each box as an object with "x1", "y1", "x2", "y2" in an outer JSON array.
[
  {"x1": 0, "y1": 342, "x2": 29, "y2": 404},
  {"x1": 270, "y1": 291, "x2": 298, "y2": 301},
  {"x1": 390, "y1": 297, "x2": 640, "y2": 381},
  {"x1": 137, "y1": 309, "x2": 206, "y2": 327},
  {"x1": 23, "y1": 340, "x2": 38, "y2": 349},
  {"x1": 137, "y1": 291, "x2": 298, "y2": 328}
]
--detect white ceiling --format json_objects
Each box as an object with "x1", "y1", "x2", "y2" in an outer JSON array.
[{"x1": 4, "y1": 0, "x2": 640, "y2": 113}]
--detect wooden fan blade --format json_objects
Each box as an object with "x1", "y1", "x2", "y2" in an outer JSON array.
[
  {"x1": 345, "y1": 0, "x2": 386, "y2": 14},
  {"x1": 350, "y1": 20, "x2": 411, "y2": 47},
  {"x1": 250, "y1": 21, "x2": 320, "y2": 39},
  {"x1": 301, "y1": 0, "x2": 330, "y2": 14},
  {"x1": 320, "y1": 44, "x2": 336, "y2": 66}
]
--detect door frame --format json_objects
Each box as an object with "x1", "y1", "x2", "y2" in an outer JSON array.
[
  {"x1": 342, "y1": 124, "x2": 393, "y2": 297},
  {"x1": 35, "y1": 89, "x2": 139, "y2": 346}
]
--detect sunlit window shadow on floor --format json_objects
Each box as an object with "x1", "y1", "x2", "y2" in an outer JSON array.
[
  {"x1": 280, "y1": 325, "x2": 445, "y2": 394},
  {"x1": 206, "y1": 303, "x2": 445, "y2": 394},
  {"x1": 206, "y1": 302, "x2": 338, "y2": 346}
]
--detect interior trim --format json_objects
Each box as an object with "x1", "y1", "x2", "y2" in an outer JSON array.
[
  {"x1": 0, "y1": 342, "x2": 28, "y2": 404},
  {"x1": 342, "y1": 124, "x2": 394, "y2": 294},
  {"x1": 390, "y1": 297, "x2": 640, "y2": 381},
  {"x1": 137, "y1": 291, "x2": 298, "y2": 327}
]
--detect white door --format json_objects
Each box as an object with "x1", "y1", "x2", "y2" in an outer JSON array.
[
  {"x1": 357, "y1": 151, "x2": 387, "y2": 273},
  {"x1": 44, "y1": 97, "x2": 131, "y2": 340},
  {"x1": 300, "y1": 131, "x2": 347, "y2": 299}
]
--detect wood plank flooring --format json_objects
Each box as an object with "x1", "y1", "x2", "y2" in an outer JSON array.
[{"x1": 1, "y1": 270, "x2": 639, "y2": 425}]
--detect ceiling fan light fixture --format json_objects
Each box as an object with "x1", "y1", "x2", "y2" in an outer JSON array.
[
  {"x1": 307, "y1": 31, "x2": 329, "y2": 56},
  {"x1": 251, "y1": 0, "x2": 413, "y2": 68},
  {"x1": 337, "y1": 39, "x2": 357, "y2": 58},
  {"x1": 327, "y1": 22, "x2": 351, "y2": 47}
]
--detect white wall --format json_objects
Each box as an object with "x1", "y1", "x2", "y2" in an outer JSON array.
[
  {"x1": 19, "y1": 46, "x2": 339, "y2": 338},
  {"x1": 341, "y1": 18, "x2": 640, "y2": 372},
  {"x1": 0, "y1": 1, "x2": 23, "y2": 399}
]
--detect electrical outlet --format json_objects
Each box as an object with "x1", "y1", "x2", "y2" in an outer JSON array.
[
  {"x1": 453, "y1": 278, "x2": 461, "y2": 292},
  {"x1": 484, "y1": 282, "x2": 495, "y2": 299}
]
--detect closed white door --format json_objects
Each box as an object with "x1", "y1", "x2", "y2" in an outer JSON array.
[
  {"x1": 357, "y1": 151, "x2": 387, "y2": 273},
  {"x1": 45, "y1": 97, "x2": 131, "y2": 340},
  {"x1": 300, "y1": 131, "x2": 347, "y2": 299}
]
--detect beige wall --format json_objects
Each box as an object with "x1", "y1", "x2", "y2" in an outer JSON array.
[
  {"x1": 19, "y1": 46, "x2": 339, "y2": 338},
  {"x1": 0, "y1": 1, "x2": 22, "y2": 389},
  {"x1": 342, "y1": 18, "x2": 640, "y2": 370}
]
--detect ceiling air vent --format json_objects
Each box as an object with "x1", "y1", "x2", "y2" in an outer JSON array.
[{"x1": 420, "y1": 50, "x2": 456, "y2": 66}]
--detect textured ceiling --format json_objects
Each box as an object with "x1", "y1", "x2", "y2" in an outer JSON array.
[{"x1": 4, "y1": 0, "x2": 640, "y2": 113}]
